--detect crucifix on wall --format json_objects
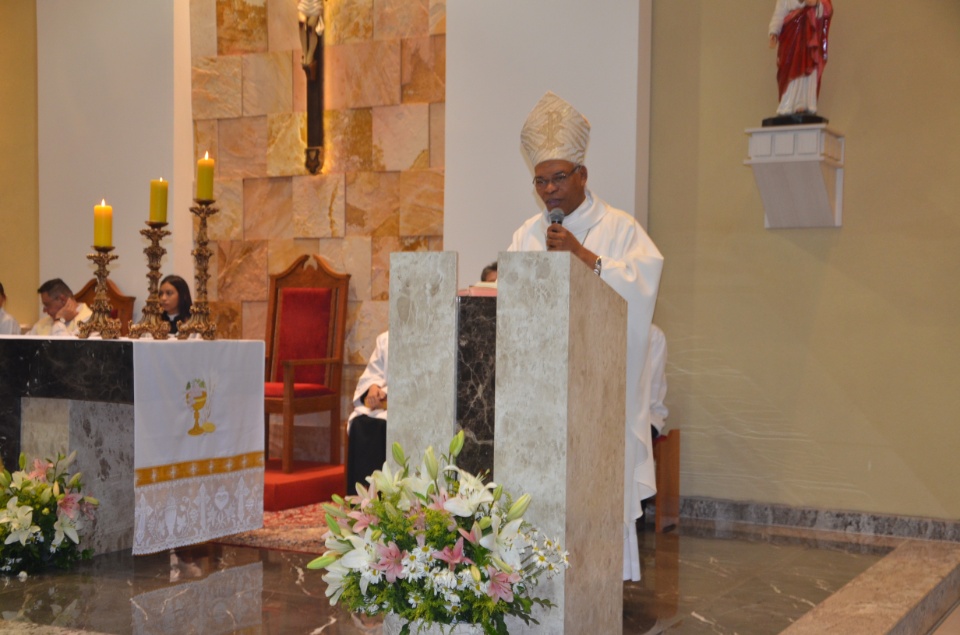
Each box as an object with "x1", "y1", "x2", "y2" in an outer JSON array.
[{"x1": 298, "y1": 0, "x2": 324, "y2": 174}]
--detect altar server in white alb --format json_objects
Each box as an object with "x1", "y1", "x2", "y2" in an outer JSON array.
[
  {"x1": 508, "y1": 91, "x2": 663, "y2": 581},
  {"x1": 346, "y1": 331, "x2": 389, "y2": 496}
]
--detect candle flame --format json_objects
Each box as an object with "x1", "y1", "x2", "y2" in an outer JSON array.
[
  {"x1": 101, "y1": 199, "x2": 106, "y2": 206},
  {"x1": 204, "y1": 151, "x2": 209, "y2": 160}
]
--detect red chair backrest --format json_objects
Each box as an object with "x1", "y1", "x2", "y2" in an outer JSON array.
[{"x1": 272, "y1": 287, "x2": 332, "y2": 385}]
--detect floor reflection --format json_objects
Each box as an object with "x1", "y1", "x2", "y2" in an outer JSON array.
[
  {"x1": 0, "y1": 520, "x2": 891, "y2": 635},
  {"x1": 626, "y1": 520, "x2": 891, "y2": 634}
]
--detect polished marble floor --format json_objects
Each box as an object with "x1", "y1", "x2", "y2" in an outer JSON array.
[
  {"x1": 625, "y1": 521, "x2": 890, "y2": 634},
  {"x1": 0, "y1": 519, "x2": 949, "y2": 635}
]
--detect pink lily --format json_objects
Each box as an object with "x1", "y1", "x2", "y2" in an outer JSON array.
[
  {"x1": 347, "y1": 480, "x2": 380, "y2": 510},
  {"x1": 347, "y1": 509, "x2": 379, "y2": 533},
  {"x1": 458, "y1": 521, "x2": 483, "y2": 546},
  {"x1": 427, "y1": 489, "x2": 458, "y2": 531},
  {"x1": 428, "y1": 488, "x2": 449, "y2": 512},
  {"x1": 486, "y1": 566, "x2": 521, "y2": 603},
  {"x1": 433, "y1": 537, "x2": 474, "y2": 571},
  {"x1": 28, "y1": 459, "x2": 51, "y2": 481},
  {"x1": 407, "y1": 505, "x2": 427, "y2": 534},
  {"x1": 57, "y1": 491, "x2": 83, "y2": 520},
  {"x1": 371, "y1": 541, "x2": 406, "y2": 582}
]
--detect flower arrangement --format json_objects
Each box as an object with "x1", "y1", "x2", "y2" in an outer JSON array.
[
  {"x1": 308, "y1": 432, "x2": 569, "y2": 635},
  {"x1": 0, "y1": 451, "x2": 99, "y2": 576}
]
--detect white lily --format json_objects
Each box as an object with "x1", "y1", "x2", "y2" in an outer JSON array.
[
  {"x1": 339, "y1": 529, "x2": 376, "y2": 571},
  {"x1": 0, "y1": 499, "x2": 40, "y2": 546},
  {"x1": 325, "y1": 534, "x2": 356, "y2": 554},
  {"x1": 401, "y1": 465, "x2": 433, "y2": 502},
  {"x1": 52, "y1": 517, "x2": 79, "y2": 547},
  {"x1": 371, "y1": 461, "x2": 403, "y2": 497},
  {"x1": 442, "y1": 466, "x2": 495, "y2": 517},
  {"x1": 8, "y1": 472, "x2": 30, "y2": 493},
  {"x1": 322, "y1": 559, "x2": 350, "y2": 604},
  {"x1": 479, "y1": 513, "x2": 524, "y2": 570}
]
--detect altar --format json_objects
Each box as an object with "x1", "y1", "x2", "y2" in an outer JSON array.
[{"x1": 0, "y1": 336, "x2": 265, "y2": 555}]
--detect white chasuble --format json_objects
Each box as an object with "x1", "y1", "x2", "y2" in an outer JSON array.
[{"x1": 509, "y1": 190, "x2": 663, "y2": 581}]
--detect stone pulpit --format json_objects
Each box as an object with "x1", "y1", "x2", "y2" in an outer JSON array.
[{"x1": 388, "y1": 251, "x2": 627, "y2": 634}]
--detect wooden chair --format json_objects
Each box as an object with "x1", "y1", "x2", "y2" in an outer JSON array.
[
  {"x1": 653, "y1": 430, "x2": 680, "y2": 533},
  {"x1": 264, "y1": 255, "x2": 350, "y2": 473},
  {"x1": 74, "y1": 279, "x2": 136, "y2": 337}
]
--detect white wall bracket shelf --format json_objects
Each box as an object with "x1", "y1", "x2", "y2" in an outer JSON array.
[{"x1": 744, "y1": 124, "x2": 845, "y2": 229}]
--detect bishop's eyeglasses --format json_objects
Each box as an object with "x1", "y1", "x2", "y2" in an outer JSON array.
[{"x1": 533, "y1": 165, "x2": 582, "y2": 189}]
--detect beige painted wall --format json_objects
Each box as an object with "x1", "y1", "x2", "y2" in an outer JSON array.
[
  {"x1": 0, "y1": 1, "x2": 39, "y2": 327},
  {"x1": 650, "y1": 1, "x2": 960, "y2": 518}
]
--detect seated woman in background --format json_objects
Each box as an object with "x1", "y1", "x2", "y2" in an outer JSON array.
[{"x1": 158, "y1": 275, "x2": 193, "y2": 336}]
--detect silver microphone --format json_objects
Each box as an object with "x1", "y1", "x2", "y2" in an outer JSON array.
[{"x1": 548, "y1": 208, "x2": 564, "y2": 225}]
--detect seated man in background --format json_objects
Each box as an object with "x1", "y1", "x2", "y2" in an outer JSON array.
[
  {"x1": 27, "y1": 278, "x2": 92, "y2": 336},
  {"x1": 0, "y1": 282, "x2": 21, "y2": 335},
  {"x1": 346, "y1": 331, "x2": 388, "y2": 496},
  {"x1": 481, "y1": 261, "x2": 498, "y2": 283}
]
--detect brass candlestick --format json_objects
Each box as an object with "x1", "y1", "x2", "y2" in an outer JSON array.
[
  {"x1": 78, "y1": 246, "x2": 122, "y2": 340},
  {"x1": 177, "y1": 199, "x2": 218, "y2": 340},
  {"x1": 129, "y1": 221, "x2": 172, "y2": 340}
]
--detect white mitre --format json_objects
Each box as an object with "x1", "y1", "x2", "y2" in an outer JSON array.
[{"x1": 520, "y1": 91, "x2": 590, "y2": 167}]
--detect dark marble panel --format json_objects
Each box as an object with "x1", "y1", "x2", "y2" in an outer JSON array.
[
  {"x1": 0, "y1": 338, "x2": 133, "y2": 469},
  {"x1": 455, "y1": 297, "x2": 496, "y2": 480}
]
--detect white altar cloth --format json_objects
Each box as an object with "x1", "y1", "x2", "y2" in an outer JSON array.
[{"x1": 132, "y1": 340, "x2": 264, "y2": 554}]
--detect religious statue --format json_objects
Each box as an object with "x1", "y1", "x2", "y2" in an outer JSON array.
[
  {"x1": 298, "y1": 0, "x2": 325, "y2": 82},
  {"x1": 767, "y1": 0, "x2": 833, "y2": 122},
  {"x1": 298, "y1": 0, "x2": 325, "y2": 173}
]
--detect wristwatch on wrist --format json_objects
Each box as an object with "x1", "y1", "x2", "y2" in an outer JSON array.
[{"x1": 593, "y1": 256, "x2": 602, "y2": 276}]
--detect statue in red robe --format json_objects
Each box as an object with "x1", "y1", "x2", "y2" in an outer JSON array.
[{"x1": 768, "y1": 0, "x2": 833, "y2": 116}]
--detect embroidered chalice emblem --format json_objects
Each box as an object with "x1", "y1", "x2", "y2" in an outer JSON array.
[{"x1": 185, "y1": 378, "x2": 216, "y2": 435}]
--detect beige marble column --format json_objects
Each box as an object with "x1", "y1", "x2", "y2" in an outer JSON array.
[
  {"x1": 387, "y1": 251, "x2": 459, "y2": 456},
  {"x1": 496, "y1": 252, "x2": 627, "y2": 634}
]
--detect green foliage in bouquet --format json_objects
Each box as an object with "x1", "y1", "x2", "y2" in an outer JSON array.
[
  {"x1": 308, "y1": 432, "x2": 569, "y2": 635},
  {"x1": 0, "y1": 451, "x2": 99, "y2": 576}
]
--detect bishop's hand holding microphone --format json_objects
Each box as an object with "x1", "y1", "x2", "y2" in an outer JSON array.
[
  {"x1": 545, "y1": 207, "x2": 602, "y2": 275},
  {"x1": 546, "y1": 207, "x2": 571, "y2": 251}
]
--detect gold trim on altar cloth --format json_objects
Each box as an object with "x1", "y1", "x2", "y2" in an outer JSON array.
[{"x1": 135, "y1": 451, "x2": 264, "y2": 486}]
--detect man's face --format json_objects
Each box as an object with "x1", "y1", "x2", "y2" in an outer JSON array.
[
  {"x1": 40, "y1": 292, "x2": 65, "y2": 318},
  {"x1": 533, "y1": 160, "x2": 587, "y2": 217}
]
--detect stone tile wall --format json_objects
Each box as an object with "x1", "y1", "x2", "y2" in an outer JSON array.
[{"x1": 190, "y1": 0, "x2": 445, "y2": 456}]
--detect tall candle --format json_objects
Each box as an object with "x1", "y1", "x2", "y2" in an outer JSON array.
[
  {"x1": 149, "y1": 178, "x2": 168, "y2": 223},
  {"x1": 94, "y1": 199, "x2": 113, "y2": 248},
  {"x1": 196, "y1": 152, "x2": 215, "y2": 200}
]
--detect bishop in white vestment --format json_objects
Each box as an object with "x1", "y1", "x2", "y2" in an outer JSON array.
[{"x1": 508, "y1": 92, "x2": 663, "y2": 581}]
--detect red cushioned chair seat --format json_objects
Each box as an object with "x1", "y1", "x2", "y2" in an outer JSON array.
[{"x1": 264, "y1": 382, "x2": 335, "y2": 399}]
